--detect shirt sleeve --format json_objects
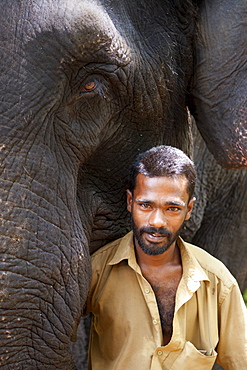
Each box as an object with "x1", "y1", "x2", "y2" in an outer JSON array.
[
  {"x1": 82, "y1": 247, "x2": 112, "y2": 316},
  {"x1": 216, "y1": 281, "x2": 247, "y2": 369},
  {"x1": 82, "y1": 254, "x2": 99, "y2": 316}
]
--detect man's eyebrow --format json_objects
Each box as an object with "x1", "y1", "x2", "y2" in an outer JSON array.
[
  {"x1": 135, "y1": 199, "x2": 153, "y2": 204},
  {"x1": 167, "y1": 201, "x2": 186, "y2": 207},
  {"x1": 135, "y1": 199, "x2": 186, "y2": 207}
]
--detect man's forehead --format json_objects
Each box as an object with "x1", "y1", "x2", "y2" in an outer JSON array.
[
  {"x1": 135, "y1": 173, "x2": 188, "y2": 186},
  {"x1": 133, "y1": 173, "x2": 190, "y2": 199}
]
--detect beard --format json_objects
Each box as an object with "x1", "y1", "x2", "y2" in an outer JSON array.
[{"x1": 131, "y1": 217, "x2": 184, "y2": 256}]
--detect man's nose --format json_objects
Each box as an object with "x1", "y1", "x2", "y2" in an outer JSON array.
[{"x1": 149, "y1": 209, "x2": 166, "y2": 228}]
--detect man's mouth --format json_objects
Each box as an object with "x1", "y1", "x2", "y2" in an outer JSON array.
[
  {"x1": 138, "y1": 226, "x2": 172, "y2": 243},
  {"x1": 145, "y1": 232, "x2": 167, "y2": 242}
]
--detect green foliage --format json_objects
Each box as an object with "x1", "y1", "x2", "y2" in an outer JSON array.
[{"x1": 243, "y1": 289, "x2": 247, "y2": 307}]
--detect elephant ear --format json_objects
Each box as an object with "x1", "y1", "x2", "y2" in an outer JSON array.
[{"x1": 190, "y1": 0, "x2": 247, "y2": 169}]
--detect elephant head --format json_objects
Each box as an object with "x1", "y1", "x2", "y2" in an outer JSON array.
[{"x1": 0, "y1": 0, "x2": 246, "y2": 368}]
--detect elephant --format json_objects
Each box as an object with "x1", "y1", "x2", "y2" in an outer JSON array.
[{"x1": 0, "y1": 0, "x2": 246, "y2": 368}]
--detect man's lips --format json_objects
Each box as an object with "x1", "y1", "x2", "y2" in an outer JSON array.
[
  {"x1": 140, "y1": 227, "x2": 171, "y2": 243},
  {"x1": 144, "y1": 232, "x2": 168, "y2": 242}
]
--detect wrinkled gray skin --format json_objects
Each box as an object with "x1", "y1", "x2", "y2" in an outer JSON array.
[{"x1": 0, "y1": 0, "x2": 246, "y2": 368}]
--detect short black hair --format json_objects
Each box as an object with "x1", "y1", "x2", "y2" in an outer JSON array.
[{"x1": 128, "y1": 145, "x2": 197, "y2": 200}]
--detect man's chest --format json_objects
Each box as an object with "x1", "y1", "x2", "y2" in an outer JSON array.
[{"x1": 148, "y1": 277, "x2": 181, "y2": 345}]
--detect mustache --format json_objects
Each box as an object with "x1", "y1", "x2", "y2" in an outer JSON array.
[{"x1": 140, "y1": 226, "x2": 172, "y2": 237}]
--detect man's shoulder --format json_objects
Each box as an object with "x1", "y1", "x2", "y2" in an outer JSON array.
[
  {"x1": 90, "y1": 234, "x2": 126, "y2": 270},
  {"x1": 183, "y1": 240, "x2": 236, "y2": 287},
  {"x1": 92, "y1": 237, "x2": 121, "y2": 257}
]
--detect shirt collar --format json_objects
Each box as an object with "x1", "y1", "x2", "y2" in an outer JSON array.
[
  {"x1": 108, "y1": 231, "x2": 137, "y2": 268},
  {"x1": 177, "y1": 237, "x2": 210, "y2": 286}
]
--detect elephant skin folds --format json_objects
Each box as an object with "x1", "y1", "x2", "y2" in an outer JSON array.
[{"x1": 0, "y1": 0, "x2": 246, "y2": 368}]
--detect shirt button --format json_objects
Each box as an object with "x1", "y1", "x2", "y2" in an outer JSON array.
[
  {"x1": 157, "y1": 350, "x2": 163, "y2": 356},
  {"x1": 153, "y1": 319, "x2": 158, "y2": 325},
  {"x1": 144, "y1": 288, "x2": 150, "y2": 294}
]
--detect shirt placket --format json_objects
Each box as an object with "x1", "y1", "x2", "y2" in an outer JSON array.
[
  {"x1": 135, "y1": 271, "x2": 200, "y2": 369},
  {"x1": 135, "y1": 271, "x2": 163, "y2": 346}
]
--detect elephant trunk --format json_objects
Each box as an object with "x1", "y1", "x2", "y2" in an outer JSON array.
[{"x1": 0, "y1": 141, "x2": 90, "y2": 368}]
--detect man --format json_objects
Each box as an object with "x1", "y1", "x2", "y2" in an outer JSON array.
[{"x1": 84, "y1": 145, "x2": 247, "y2": 369}]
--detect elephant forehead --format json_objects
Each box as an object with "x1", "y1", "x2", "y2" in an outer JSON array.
[{"x1": 26, "y1": 0, "x2": 131, "y2": 64}]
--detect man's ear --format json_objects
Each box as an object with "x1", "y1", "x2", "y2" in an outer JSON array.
[
  {"x1": 126, "y1": 189, "x2": 133, "y2": 213},
  {"x1": 185, "y1": 197, "x2": 196, "y2": 221}
]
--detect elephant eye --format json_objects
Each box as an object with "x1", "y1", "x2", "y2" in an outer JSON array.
[{"x1": 81, "y1": 80, "x2": 97, "y2": 93}]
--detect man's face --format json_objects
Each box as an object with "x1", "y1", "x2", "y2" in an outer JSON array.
[{"x1": 126, "y1": 174, "x2": 195, "y2": 255}]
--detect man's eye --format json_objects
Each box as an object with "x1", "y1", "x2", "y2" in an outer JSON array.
[
  {"x1": 168, "y1": 207, "x2": 180, "y2": 212},
  {"x1": 140, "y1": 203, "x2": 152, "y2": 209}
]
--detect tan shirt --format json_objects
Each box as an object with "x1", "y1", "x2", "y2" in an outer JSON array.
[{"x1": 85, "y1": 232, "x2": 247, "y2": 370}]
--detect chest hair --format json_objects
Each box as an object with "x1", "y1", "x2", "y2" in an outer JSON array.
[{"x1": 150, "y1": 280, "x2": 179, "y2": 345}]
